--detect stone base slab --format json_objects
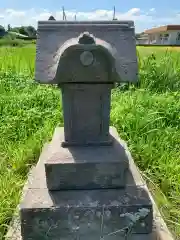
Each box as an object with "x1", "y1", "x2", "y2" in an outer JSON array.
[
  {"x1": 45, "y1": 127, "x2": 129, "y2": 190},
  {"x1": 20, "y1": 188, "x2": 152, "y2": 239},
  {"x1": 5, "y1": 127, "x2": 173, "y2": 240},
  {"x1": 18, "y1": 127, "x2": 153, "y2": 239},
  {"x1": 5, "y1": 128, "x2": 175, "y2": 240}
]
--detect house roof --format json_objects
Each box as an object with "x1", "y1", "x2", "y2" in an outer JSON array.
[{"x1": 144, "y1": 25, "x2": 180, "y2": 34}]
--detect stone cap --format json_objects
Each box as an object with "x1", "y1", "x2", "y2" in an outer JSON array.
[
  {"x1": 50, "y1": 32, "x2": 120, "y2": 83},
  {"x1": 35, "y1": 21, "x2": 138, "y2": 84},
  {"x1": 37, "y1": 20, "x2": 135, "y2": 30}
]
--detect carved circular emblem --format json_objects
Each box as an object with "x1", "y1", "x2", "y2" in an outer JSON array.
[{"x1": 80, "y1": 51, "x2": 94, "y2": 66}]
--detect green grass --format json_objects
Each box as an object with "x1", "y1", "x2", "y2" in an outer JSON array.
[
  {"x1": 0, "y1": 46, "x2": 180, "y2": 239},
  {"x1": 0, "y1": 39, "x2": 34, "y2": 48},
  {"x1": 0, "y1": 46, "x2": 35, "y2": 76},
  {"x1": 0, "y1": 34, "x2": 36, "y2": 47}
]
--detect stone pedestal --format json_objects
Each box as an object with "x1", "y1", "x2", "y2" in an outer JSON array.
[
  {"x1": 20, "y1": 127, "x2": 153, "y2": 240},
  {"x1": 45, "y1": 127, "x2": 128, "y2": 190}
]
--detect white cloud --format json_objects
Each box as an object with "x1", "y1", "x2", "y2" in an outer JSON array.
[
  {"x1": 126, "y1": 8, "x2": 141, "y2": 16},
  {"x1": 0, "y1": 8, "x2": 180, "y2": 32},
  {"x1": 150, "y1": 8, "x2": 156, "y2": 13},
  {"x1": 5, "y1": 9, "x2": 26, "y2": 17}
]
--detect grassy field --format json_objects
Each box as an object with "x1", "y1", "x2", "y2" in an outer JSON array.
[{"x1": 0, "y1": 46, "x2": 180, "y2": 239}]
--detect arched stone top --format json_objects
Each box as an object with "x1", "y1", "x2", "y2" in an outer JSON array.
[
  {"x1": 49, "y1": 33, "x2": 120, "y2": 83},
  {"x1": 35, "y1": 21, "x2": 138, "y2": 84}
]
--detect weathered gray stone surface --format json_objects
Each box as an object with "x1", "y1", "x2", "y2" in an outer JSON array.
[
  {"x1": 54, "y1": 32, "x2": 118, "y2": 83},
  {"x1": 19, "y1": 128, "x2": 152, "y2": 239},
  {"x1": 20, "y1": 188, "x2": 152, "y2": 239},
  {"x1": 35, "y1": 21, "x2": 138, "y2": 84},
  {"x1": 6, "y1": 205, "x2": 174, "y2": 240},
  {"x1": 35, "y1": 22, "x2": 137, "y2": 145},
  {"x1": 19, "y1": 130, "x2": 153, "y2": 239},
  {"x1": 45, "y1": 127, "x2": 129, "y2": 190},
  {"x1": 61, "y1": 84, "x2": 113, "y2": 146},
  {"x1": 6, "y1": 131, "x2": 174, "y2": 240}
]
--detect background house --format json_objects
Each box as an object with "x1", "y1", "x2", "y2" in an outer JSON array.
[
  {"x1": 136, "y1": 33, "x2": 149, "y2": 44},
  {"x1": 144, "y1": 25, "x2": 180, "y2": 45}
]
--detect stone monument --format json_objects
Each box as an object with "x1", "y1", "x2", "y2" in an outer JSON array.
[{"x1": 20, "y1": 21, "x2": 153, "y2": 239}]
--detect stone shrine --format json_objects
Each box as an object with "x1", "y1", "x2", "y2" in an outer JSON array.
[{"x1": 20, "y1": 20, "x2": 154, "y2": 239}]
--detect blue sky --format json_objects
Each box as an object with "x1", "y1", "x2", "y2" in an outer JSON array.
[{"x1": 0, "y1": 0, "x2": 180, "y2": 32}]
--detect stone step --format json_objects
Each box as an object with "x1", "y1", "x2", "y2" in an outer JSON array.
[
  {"x1": 44, "y1": 127, "x2": 129, "y2": 190},
  {"x1": 6, "y1": 141, "x2": 173, "y2": 240},
  {"x1": 19, "y1": 134, "x2": 153, "y2": 240},
  {"x1": 20, "y1": 186, "x2": 153, "y2": 239}
]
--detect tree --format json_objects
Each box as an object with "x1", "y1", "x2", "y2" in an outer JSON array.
[
  {"x1": 7, "y1": 24, "x2": 11, "y2": 31},
  {"x1": 26, "y1": 26, "x2": 37, "y2": 37},
  {"x1": 10, "y1": 27, "x2": 19, "y2": 33},
  {"x1": 0, "y1": 25, "x2": 5, "y2": 37},
  {"x1": 19, "y1": 26, "x2": 28, "y2": 36},
  {"x1": 0, "y1": 25, "x2": 5, "y2": 31}
]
